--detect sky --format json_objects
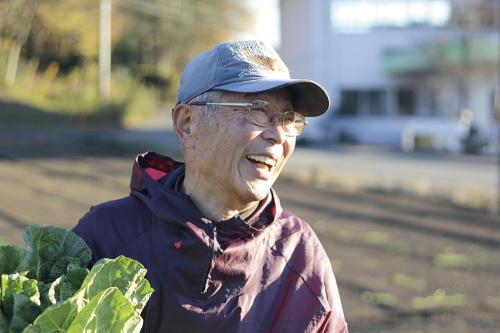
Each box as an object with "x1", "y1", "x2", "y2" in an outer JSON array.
[
  {"x1": 242, "y1": 0, "x2": 281, "y2": 47},
  {"x1": 242, "y1": 0, "x2": 452, "y2": 46}
]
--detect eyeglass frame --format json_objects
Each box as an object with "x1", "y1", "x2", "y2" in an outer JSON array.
[{"x1": 187, "y1": 100, "x2": 308, "y2": 137}]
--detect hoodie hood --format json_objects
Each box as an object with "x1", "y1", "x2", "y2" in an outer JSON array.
[{"x1": 129, "y1": 152, "x2": 282, "y2": 247}]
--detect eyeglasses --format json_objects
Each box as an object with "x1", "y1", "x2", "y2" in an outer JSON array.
[{"x1": 188, "y1": 100, "x2": 308, "y2": 137}]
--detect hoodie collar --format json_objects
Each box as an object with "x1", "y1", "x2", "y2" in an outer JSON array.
[{"x1": 129, "y1": 152, "x2": 283, "y2": 246}]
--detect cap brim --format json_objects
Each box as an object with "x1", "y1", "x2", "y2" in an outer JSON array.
[{"x1": 213, "y1": 79, "x2": 330, "y2": 117}]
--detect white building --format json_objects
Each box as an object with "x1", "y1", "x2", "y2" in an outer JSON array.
[{"x1": 279, "y1": 0, "x2": 499, "y2": 154}]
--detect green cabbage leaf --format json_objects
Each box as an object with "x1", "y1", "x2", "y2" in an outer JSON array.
[{"x1": 0, "y1": 225, "x2": 153, "y2": 333}]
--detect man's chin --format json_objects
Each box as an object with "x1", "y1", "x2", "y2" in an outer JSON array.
[{"x1": 243, "y1": 181, "x2": 272, "y2": 202}]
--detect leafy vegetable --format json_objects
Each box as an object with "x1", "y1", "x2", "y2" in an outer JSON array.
[
  {"x1": 1, "y1": 274, "x2": 40, "y2": 321},
  {"x1": 0, "y1": 246, "x2": 25, "y2": 275},
  {"x1": 79, "y1": 256, "x2": 153, "y2": 314},
  {"x1": 57, "y1": 264, "x2": 90, "y2": 302},
  {"x1": 0, "y1": 225, "x2": 154, "y2": 333},
  {"x1": 21, "y1": 297, "x2": 83, "y2": 333},
  {"x1": 0, "y1": 311, "x2": 8, "y2": 333},
  {"x1": 9, "y1": 294, "x2": 42, "y2": 333},
  {"x1": 24, "y1": 256, "x2": 153, "y2": 333},
  {"x1": 17, "y1": 225, "x2": 92, "y2": 283},
  {"x1": 66, "y1": 288, "x2": 143, "y2": 333},
  {"x1": 0, "y1": 273, "x2": 41, "y2": 333}
]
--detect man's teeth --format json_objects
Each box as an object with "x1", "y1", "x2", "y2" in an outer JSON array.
[{"x1": 247, "y1": 155, "x2": 276, "y2": 169}]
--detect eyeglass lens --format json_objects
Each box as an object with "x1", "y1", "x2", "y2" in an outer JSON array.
[{"x1": 248, "y1": 101, "x2": 304, "y2": 136}]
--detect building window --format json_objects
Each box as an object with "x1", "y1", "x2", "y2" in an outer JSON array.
[
  {"x1": 493, "y1": 89, "x2": 500, "y2": 123},
  {"x1": 428, "y1": 89, "x2": 438, "y2": 115},
  {"x1": 337, "y1": 90, "x2": 359, "y2": 115},
  {"x1": 397, "y1": 89, "x2": 415, "y2": 115},
  {"x1": 419, "y1": 88, "x2": 438, "y2": 115},
  {"x1": 368, "y1": 90, "x2": 386, "y2": 115},
  {"x1": 337, "y1": 89, "x2": 387, "y2": 116}
]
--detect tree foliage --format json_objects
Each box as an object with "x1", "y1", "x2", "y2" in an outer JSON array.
[
  {"x1": 1, "y1": 0, "x2": 254, "y2": 98},
  {"x1": 110, "y1": 0, "x2": 254, "y2": 96},
  {"x1": 0, "y1": 0, "x2": 38, "y2": 45}
]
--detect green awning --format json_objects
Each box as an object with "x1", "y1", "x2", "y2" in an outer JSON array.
[{"x1": 382, "y1": 35, "x2": 499, "y2": 74}]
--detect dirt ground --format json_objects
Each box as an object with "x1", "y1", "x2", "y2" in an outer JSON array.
[{"x1": 0, "y1": 137, "x2": 499, "y2": 333}]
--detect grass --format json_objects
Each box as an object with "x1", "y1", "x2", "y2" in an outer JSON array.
[
  {"x1": 0, "y1": 60, "x2": 160, "y2": 128},
  {"x1": 361, "y1": 291, "x2": 399, "y2": 308},
  {"x1": 362, "y1": 231, "x2": 410, "y2": 255},
  {"x1": 364, "y1": 231, "x2": 388, "y2": 245},
  {"x1": 392, "y1": 273, "x2": 427, "y2": 292},
  {"x1": 316, "y1": 225, "x2": 411, "y2": 256},
  {"x1": 433, "y1": 248, "x2": 475, "y2": 269},
  {"x1": 331, "y1": 259, "x2": 343, "y2": 272},
  {"x1": 333, "y1": 229, "x2": 354, "y2": 242},
  {"x1": 486, "y1": 294, "x2": 500, "y2": 312},
  {"x1": 0, "y1": 100, "x2": 73, "y2": 127},
  {"x1": 412, "y1": 289, "x2": 466, "y2": 311}
]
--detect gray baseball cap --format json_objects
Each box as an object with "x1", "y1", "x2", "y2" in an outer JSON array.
[{"x1": 176, "y1": 40, "x2": 329, "y2": 117}]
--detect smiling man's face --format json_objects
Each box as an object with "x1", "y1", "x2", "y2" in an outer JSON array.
[{"x1": 186, "y1": 88, "x2": 296, "y2": 208}]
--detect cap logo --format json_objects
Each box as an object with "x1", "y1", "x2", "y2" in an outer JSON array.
[{"x1": 227, "y1": 43, "x2": 289, "y2": 79}]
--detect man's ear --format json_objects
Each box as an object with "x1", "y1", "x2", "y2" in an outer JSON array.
[{"x1": 172, "y1": 104, "x2": 196, "y2": 149}]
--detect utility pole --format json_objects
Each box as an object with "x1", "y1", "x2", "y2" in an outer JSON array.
[
  {"x1": 99, "y1": 0, "x2": 112, "y2": 103},
  {"x1": 495, "y1": 0, "x2": 500, "y2": 216}
]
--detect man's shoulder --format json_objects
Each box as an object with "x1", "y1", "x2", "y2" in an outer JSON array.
[
  {"x1": 81, "y1": 196, "x2": 148, "y2": 224},
  {"x1": 73, "y1": 196, "x2": 152, "y2": 255},
  {"x1": 270, "y1": 209, "x2": 330, "y2": 271},
  {"x1": 276, "y1": 209, "x2": 322, "y2": 246}
]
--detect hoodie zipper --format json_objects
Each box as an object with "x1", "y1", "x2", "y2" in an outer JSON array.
[{"x1": 200, "y1": 220, "x2": 219, "y2": 295}]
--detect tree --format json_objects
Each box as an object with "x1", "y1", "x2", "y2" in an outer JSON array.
[
  {"x1": 1, "y1": 0, "x2": 255, "y2": 102},
  {"x1": 0, "y1": 0, "x2": 38, "y2": 84},
  {"x1": 112, "y1": 0, "x2": 255, "y2": 98}
]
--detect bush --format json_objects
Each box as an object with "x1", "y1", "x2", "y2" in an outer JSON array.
[{"x1": 1, "y1": 60, "x2": 161, "y2": 128}]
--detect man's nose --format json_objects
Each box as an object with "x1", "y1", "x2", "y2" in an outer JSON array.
[{"x1": 261, "y1": 120, "x2": 287, "y2": 144}]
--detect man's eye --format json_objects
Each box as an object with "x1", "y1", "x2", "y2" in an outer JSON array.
[
  {"x1": 250, "y1": 107, "x2": 266, "y2": 113},
  {"x1": 250, "y1": 109, "x2": 271, "y2": 124},
  {"x1": 282, "y1": 112, "x2": 295, "y2": 123}
]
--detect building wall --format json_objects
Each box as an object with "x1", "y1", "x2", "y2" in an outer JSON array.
[
  {"x1": 280, "y1": 0, "x2": 499, "y2": 152},
  {"x1": 280, "y1": 0, "x2": 331, "y2": 84}
]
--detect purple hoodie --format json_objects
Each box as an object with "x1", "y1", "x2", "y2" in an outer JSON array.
[{"x1": 73, "y1": 152, "x2": 347, "y2": 333}]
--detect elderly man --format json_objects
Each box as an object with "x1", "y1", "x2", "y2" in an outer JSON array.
[{"x1": 73, "y1": 40, "x2": 347, "y2": 333}]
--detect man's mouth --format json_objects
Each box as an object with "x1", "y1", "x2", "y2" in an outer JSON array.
[{"x1": 246, "y1": 154, "x2": 277, "y2": 172}]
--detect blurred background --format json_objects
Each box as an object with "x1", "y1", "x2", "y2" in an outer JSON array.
[{"x1": 0, "y1": 0, "x2": 499, "y2": 332}]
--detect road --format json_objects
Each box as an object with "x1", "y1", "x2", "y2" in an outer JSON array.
[{"x1": 0, "y1": 136, "x2": 499, "y2": 333}]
